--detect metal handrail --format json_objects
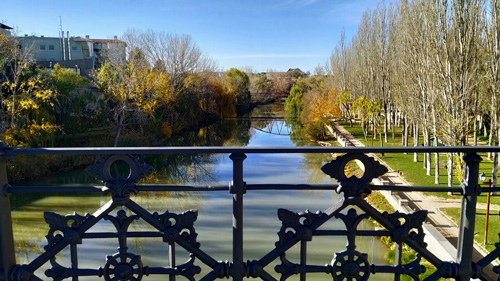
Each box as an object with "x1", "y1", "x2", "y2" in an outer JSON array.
[
  {"x1": 0, "y1": 146, "x2": 499, "y2": 281},
  {"x1": 2, "y1": 145, "x2": 500, "y2": 156}
]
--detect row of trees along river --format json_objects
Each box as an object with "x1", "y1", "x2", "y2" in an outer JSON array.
[{"x1": 326, "y1": 0, "x2": 500, "y2": 187}]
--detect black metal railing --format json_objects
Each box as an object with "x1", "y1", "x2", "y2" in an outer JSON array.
[{"x1": 1, "y1": 145, "x2": 500, "y2": 281}]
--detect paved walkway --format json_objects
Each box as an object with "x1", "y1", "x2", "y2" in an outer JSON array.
[{"x1": 332, "y1": 123, "x2": 497, "y2": 277}]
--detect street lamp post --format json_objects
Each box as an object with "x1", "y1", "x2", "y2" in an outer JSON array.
[{"x1": 480, "y1": 172, "x2": 493, "y2": 245}]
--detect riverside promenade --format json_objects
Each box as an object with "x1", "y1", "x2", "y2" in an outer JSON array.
[{"x1": 328, "y1": 123, "x2": 496, "y2": 278}]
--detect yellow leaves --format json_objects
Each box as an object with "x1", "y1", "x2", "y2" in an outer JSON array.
[
  {"x1": 20, "y1": 100, "x2": 39, "y2": 110},
  {"x1": 138, "y1": 100, "x2": 157, "y2": 113},
  {"x1": 301, "y1": 87, "x2": 340, "y2": 125},
  {"x1": 1, "y1": 78, "x2": 55, "y2": 121},
  {"x1": 160, "y1": 122, "x2": 173, "y2": 138},
  {"x1": 28, "y1": 120, "x2": 60, "y2": 136},
  {"x1": 95, "y1": 62, "x2": 173, "y2": 116},
  {"x1": 3, "y1": 81, "x2": 17, "y2": 91},
  {"x1": 0, "y1": 120, "x2": 60, "y2": 148},
  {"x1": 0, "y1": 128, "x2": 26, "y2": 148},
  {"x1": 34, "y1": 89, "x2": 53, "y2": 102}
]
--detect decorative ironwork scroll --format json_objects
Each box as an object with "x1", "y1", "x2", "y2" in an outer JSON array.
[{"x1": 5, "y1": 151, "x2": 500, "y2": 281}]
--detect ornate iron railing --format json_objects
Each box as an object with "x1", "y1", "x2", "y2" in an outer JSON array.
[{"x1": 1, "y1": 145, "x2": 500, "y2": 281}]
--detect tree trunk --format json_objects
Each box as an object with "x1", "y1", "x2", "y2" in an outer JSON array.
[
  {"x1": 402, "y1": 114, "x2": 406, "y2": 146},
  {"x1": 447, "y1": 153, "x2": 453, "y2": 187},
  {"x1": 414, "y1": 122, "x2": 419, "y2": 162},
  {"x1": 494, "y1": 130, "x2": 500, "y2": 190},
  {"x1": 384, "y1": 104, "x2": 388, "y2": 143},
  {"x1": 113, "y1": 112, "x2": 125, "y2": 147},
  {"x1": 392, "y1": 105, "x2": 396, "y2": 139},
  {"x1": 423, "y1": 127, "x2": 431, "y2": 176},
  {"x1": 432, "y1": 104, "x2": 439, "y2": 184},
  {"x1": 493, "y1": 152, "x2": 498, "y2": 189},
  {"x1": 473, "y1": 114, "x2": 477, "y2": 146},
  {"x1": 488, "y1": 114, "x2": 497, "y2": 160},
  {"x1": 434, "y1": 152, "x2": 439, "y2": 185}
]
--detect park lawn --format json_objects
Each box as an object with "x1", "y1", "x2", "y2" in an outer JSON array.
[
  {"x1": 337, "y1": 120, "x2": 500, "y2": 245},
  {"x1": 441, "y1": 207, "x2": 500, "y2": 252},
  {"x1": 337, "y1": 121, "x2": 499, "y2": 202}
]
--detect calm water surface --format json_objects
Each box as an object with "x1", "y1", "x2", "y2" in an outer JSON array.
[{"x1": 11, "y1": 112, "x2": 391, "y2": 280}]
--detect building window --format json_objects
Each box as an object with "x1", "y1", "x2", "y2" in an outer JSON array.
[
  {"x1": 72, "y1": 46, "x2": 77, "y2": 51},
  {"x1": 49, "y1": 45, "x2": 54, "y2": 50},
  {"x1": 40, "y1": 45, "x2": 45, "y2": 50}
]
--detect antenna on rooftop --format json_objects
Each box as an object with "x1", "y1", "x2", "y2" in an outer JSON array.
[
  {"x1": 59, "y1": 16, "x2": 63, "y2": 33},
  {"x1": 59, "y1": 16, "x2": 66, "y2": 61}
]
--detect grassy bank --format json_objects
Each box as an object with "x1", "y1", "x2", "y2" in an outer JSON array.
[{"x1": 337, "y1": 120, "x2": 500, "y2": 252}]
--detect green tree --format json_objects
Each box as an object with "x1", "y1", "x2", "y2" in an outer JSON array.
[
  {"x1": 225, "y1": 68, "x2": 251, "y2": 114},
  {"x1": 335, "y1": 90, "x2": 353, "y2": 126},
  {"x1": 351, "y1": 96, "x2": 382, "y2": 143},
  {"x1": 48, "y1": 64, "x2": 93, "y2": 133},
  {"x1": 284, "y1": 80, "x2": 310, "y2": 120}
]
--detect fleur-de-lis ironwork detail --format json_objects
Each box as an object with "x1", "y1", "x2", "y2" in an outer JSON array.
[
  {"x1": 153, "y1": 209, "x2": 199, "y2": 246},
  {"x1": 401, "y1": 255, "x2": 427, "y2": 280},
  {"x1": 85, "y1": 155, "x2": 154, "y2": 201},
  {"x1": 174, "y1": 254, "x2": 202, "y2": 281},
  {"x1": 44, "y1": 211, "x2": 91, "y2": 249},
  {"x1": 336, "y1": 208, "x2": 369, "y2": 250},
  {"x1": 276, "y1": 208, "x2": 325, "y2": 247},
  {"x1": 274, "y1": 254, "x2": 304, "y2": 280},
  {"x1": 385, "y1": 210, "x2": 427, "y2": 246},
  {"x1": 105, "y1": 210, "x2": 139, "y2": 234},
  {"x1": 45, "y1": 258, "x2": 71, "y2": 281},
  {"x1": 321, "y1": 153, "x2": 388, "y2": 198}
]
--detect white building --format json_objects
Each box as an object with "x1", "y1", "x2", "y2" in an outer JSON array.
[
  {"x1": 0, "y1": 23, "x2": 13, "y2": 36},
  {"x1": 18, "y1": 32, "x2": 125, "y2": 77}
]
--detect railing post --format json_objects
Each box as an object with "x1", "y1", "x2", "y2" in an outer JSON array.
[
  {"x1": 229, "y1": 153, "x2": 246, "y2": 281},
  {"x1": 0, "y1": 143, "x2": 15, "y2": 281},
  {"x1": 456, "y1": 152, "x2": 482, "y2": 281}
]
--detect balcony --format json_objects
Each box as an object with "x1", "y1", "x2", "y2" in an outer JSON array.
[{"x1": 0, "y1": 145, "x2": 500, "y2": 281}]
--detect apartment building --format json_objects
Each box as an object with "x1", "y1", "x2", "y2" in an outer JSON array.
[
  {"x1": 0, "y1": 23, "x2": 13, "y2": 36},
  {"x1": 18, "y1": 32, "x2": 125, "y2": 77}
]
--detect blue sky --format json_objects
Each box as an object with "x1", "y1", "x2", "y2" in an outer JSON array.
[{"x1": 2, "y1": 0, "x2": 385, "y2": 73}]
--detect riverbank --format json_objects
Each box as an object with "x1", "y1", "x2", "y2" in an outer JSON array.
[{"x1": 327, "y1": 123, "x2": 498, "y2": 278}]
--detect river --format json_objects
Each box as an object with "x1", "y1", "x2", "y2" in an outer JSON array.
[{"x1": 10, "y1": 105, "x2": 391, "y2": 280}]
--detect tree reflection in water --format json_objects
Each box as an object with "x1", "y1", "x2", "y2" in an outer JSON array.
[{"x1": 10, "y1": 115, "x2": 253, "y2": 266}]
